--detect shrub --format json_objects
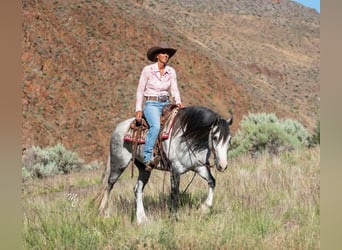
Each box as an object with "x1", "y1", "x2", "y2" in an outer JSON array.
[
  {"x1": 229, "y1": 113, "x2": 311, "y2": 158},
  {"x1": 22, "y1": 143, "x2": 94, "y2": 179},
  {"x1": 281, "y1": 118, "x2": 311, "y2": 147},
  {"x1": 310, "y1": 119, "x2": 320, "y2": 146}
]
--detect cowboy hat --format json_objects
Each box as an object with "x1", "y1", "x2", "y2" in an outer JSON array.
[{"x1": 147, "y1": 41, "x2": 177, "y2": 62}]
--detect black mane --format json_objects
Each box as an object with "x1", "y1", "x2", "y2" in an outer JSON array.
[{"x1": 172, "y1": 106, "x2": 230, "y2": 151}]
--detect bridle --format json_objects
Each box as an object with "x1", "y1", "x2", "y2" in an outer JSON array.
[
  {"x1": 207, "y1": 124, "x2": 218, "y2": 168},
  {"x1": 180, "y1": 123, "x2": 220, "y2": 194}
]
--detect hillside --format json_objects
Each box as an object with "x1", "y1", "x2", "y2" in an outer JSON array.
[{"x1": 22, "y1": 0, "x2": 320, "y2": 163}]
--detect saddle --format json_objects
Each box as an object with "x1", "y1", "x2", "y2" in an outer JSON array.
[
  {"x1": 123, "y1": 104, "x2": 179, "y2": 144},
  {"x1": 123, "y1": 104, "x2": 179, "y2": 172}
]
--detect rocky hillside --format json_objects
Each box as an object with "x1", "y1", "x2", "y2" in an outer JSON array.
[{"x1": 22, "y1": 0, "x2": 320, "y2": 163}]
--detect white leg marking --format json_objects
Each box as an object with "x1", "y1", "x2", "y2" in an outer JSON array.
[
  {"x1": 135, "y1": 181, "x2": 148, "y2": 224},
  {"x1": 201, "y1": 186, "x2": 214, "y2": 213}
]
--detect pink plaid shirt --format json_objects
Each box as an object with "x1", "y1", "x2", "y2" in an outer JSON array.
[{"x1": 135, "y1": 62, "x2": 182, "y2": 111}]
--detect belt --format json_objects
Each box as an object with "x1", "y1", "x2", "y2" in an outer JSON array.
[{"x1": 145, "y1": 96, "x2": 169, "y2": 102}]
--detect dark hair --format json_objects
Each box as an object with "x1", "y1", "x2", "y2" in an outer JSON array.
[{"x1": 172, "y1": 106, "x2": 230, "y2": 150}]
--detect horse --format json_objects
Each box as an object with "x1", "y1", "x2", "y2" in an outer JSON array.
[{"x1": 94, "y1": 105, "x2": 233, "y2": 224}]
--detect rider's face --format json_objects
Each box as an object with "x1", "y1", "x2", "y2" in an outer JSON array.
[{"x1": 156, "y1": 52, "x2": 170, "y2": 64}]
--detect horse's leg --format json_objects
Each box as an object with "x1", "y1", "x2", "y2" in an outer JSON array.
[
  {"x1": 99, "y1": 139, "x2": 131, "y2": 215},
  {"x1": 97, "y1": 156, "x2": 112, "y2": 214},
  {"x1": 99, "y1": 156, "x2": 128, "y2": 215},
  {"x1": 170, "y1": 170, "x2": 181, "y2": 217},
  {"x1": 196, "y1": 166, "x2": 216, "y2": 213},
  {"x1": 134, "y1": 160, "x2": 151, "y2": 224}
]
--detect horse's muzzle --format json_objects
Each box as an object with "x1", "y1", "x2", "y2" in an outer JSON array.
[{"x1": 216, "y1": 159, "x2": 228, "y2": 172}]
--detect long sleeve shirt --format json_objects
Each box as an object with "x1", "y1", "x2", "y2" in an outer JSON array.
[{"x1": 135, "y1": 62, "x2": 182, "y2": 112}]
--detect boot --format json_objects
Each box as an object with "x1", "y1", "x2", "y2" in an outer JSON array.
[
  {"x1": 145, "y1": 155, "x2": 161, "y2": 171},
  {"x1": 145, "y1": 160, "x2": 154, "y2": 172}
]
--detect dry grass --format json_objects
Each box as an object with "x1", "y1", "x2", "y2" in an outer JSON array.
[{"x1": 22, "y1": 147, "x2": 319, "y2": 249}]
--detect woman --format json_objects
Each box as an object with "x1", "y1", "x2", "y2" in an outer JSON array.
[{"x1": 135, "y1": 41, "x2": 183, "y2": 171}]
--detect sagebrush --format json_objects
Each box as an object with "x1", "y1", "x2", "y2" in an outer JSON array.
[
  {"x1": 22, "y1": 143, "x2": 101, "y2": 179},
  {"x1": 229, "y1": 113, "x2": 312, "y2": 158}
]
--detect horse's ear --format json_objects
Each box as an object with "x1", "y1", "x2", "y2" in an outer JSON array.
[{"x1": 227, "y1": 117, "x2": 233, "y2": 126}]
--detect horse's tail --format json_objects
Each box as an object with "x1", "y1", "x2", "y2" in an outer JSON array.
[
  {"x1": 90, "y1": 154, "x2": 111, "y2": 213},
  {"x1": 101, "y1": 153, "x2": 111, "y2": 185}
]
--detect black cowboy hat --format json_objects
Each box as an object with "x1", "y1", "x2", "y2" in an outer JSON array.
[{"x1": 147, "y1": 41, "x2": 177, "y2": 62}]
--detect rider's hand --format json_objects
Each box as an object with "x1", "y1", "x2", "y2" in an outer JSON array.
[
  {"x1": 135, "y1": 111, "x2": 142, "y2": 126},
  {"x1": 176, "y1": 103, "x2": 184, "y2": 109},
  {"x1": 135, "y1": 111, "x2": 142, "y2": 121}
]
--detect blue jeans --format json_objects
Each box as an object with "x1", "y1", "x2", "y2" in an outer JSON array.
[{"x1": 143, "y1": 100, "x2": 169, "y2": 163}]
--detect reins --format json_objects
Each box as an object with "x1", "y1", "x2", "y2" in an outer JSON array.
[
  {"x1": 130, "y1": 120, "x2": 143, "y2": 178},
  {"x1": 181, "y1": 123, "x2": 218, "y2": 169},
  {"x1": 178, "y1": 122, "x2": 218, "y2": 195},
  {"x1": 164, "y1": 128, "x2": 198, "y2": 195}
]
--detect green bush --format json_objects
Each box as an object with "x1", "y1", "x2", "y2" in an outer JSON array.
[
  {"x1": 229, "y1": 113, "x2": 311, "y2": 158},
  {"x1": 22, "y1": 143, "x2": 98, "y2": 179}
]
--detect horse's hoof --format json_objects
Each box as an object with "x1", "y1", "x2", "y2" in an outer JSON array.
[
  {"x1": 169, "y1": 212, "x2": 179, "y2": 221},
  {"x1": 137, "y1": 216, "x2": 149, "y2": 225},
  {"x1": 200, "y1": 204, "x2": 211, "y2": 214}
]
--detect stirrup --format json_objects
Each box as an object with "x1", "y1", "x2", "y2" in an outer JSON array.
[{"x1": 145, "y1": 161, "x2": 154, "y2": 172}]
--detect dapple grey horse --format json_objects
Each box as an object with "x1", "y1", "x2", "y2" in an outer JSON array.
[{"x1": 95, "y1": 106, "x2": 232, "y2": 224}]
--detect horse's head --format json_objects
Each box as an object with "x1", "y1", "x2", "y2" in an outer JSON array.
[
  {"x1": 173, "y1": 106, "x2": 233, "y2": 171},
  {"x1": 209, "y1": 117, "x2": 233, "y2": 172}
]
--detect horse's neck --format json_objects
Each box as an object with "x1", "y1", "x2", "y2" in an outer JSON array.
[{"x1": 166, "y1": 131, "x2": 209, "y2": 162}]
